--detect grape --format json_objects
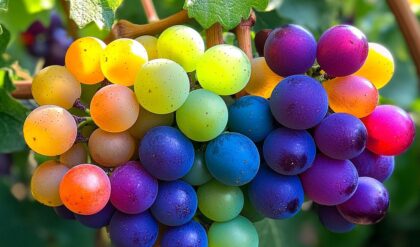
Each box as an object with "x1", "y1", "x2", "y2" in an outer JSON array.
[
  {"x1": 110, "y1": 161, "x2": 158, "y2": 214},
  {"x1": 196, "y1": 44, "x2": 251, "y2": 95},
  {"x1": 317, "y1": 25, "x2": 369, "y2": 77},
  {"x1": 0, "y1": 153, "x2": 12, "y2": 176},
  {"x1": 54, "y1": 205, "x2": 75, "y2": 220},
  {"x1": 263, "y1": 128, "x2": 316, "y2": 175},
  {"x1": 139, "y1": 126, "x2": 194, "y2": 181},
  {"x1": 46, "y1": 26, "x2": 73, "y2": 66},
  {"x1": 65, "y1": 37, "x2": 106, "y2": 84},
  {"x1": 314, "y1": 113, "x2": 367, "y2": 160},
  {"x1": 248, "y1": 166, "x2": 303, "y2": 219},
  {"x1": 157, "y1": 25, "x2": 204, "y2": 72},
  {"x1": 244, "y1": 57, "x2": 283, "y2": 99},
  {"x1": 151, "y1": 180, "x2": 197, "y2": 226},
  {"x1": 59, "y1": 143, "x2": 88, "y2": 168},
  {"x1": 31, "y1": 160, "x2": 69, "y2": 207},
  {"x1": 317, "y1": 205, "x2": 355, "y2": 233},
  {"x1": 254, "y1": 29, "x2": 271, "y2": 57},
  {"x1": 101, "y1": 38, "x2": 148, "y2": 86},
  {"x1": 205, "y1": 132, "x2": 260, "y2": 186},
  {"x1": 59, "y1": 164, "x2": 111, "y2": 215},
  {"x1": 23, "y1": 105, "x2": 77, "y2": 156},
  {"x1": 241, "y1": 185, "x2": 264, "y2": 222},
  {"x1": 208, "y1": 216, "x2": 259, "y2": 247},
  {"x1": 75, "y1": 202, "x2": 115, "y2": 228},
  {"x1": 197, "y1": 180, "x2": 244, "y2": 222},
  {"x1": 176, "y1": 89, "x2": 228, "y2": 142},
  {"x1": 134, "y1": 59, "x2": 190, "y2": 114},
  {"x1": 21, "y1": 20, "x2": 48, "y2": 57},
  {"x1": 109, "y1": 211, "x2": 158, "y2": 247},
  {"x1": 90, "y1": 84, "x2": 139, "y2": 133},
  {"x1": 88, "y1": 129, "x2": 136, "y2": 167},
  {"x1": 337, "y1": 177, "x2": 389, "y2": 225},
  {"x1": 135, "y1": 35, "x2": 158, "y2": 60},
  {"x1": 264, "y1": 24, "x2": 316, "y2": 77},
  {"x1": 182, "y1": 149, "x2": 212, "y2": 186},
  {"x1": 161, "y1": 220, "x2": 208, "y2": 247},
  {"x1": 128, "y1": 105, "x2": 174, "y2": 139},
  {"x1": 354, "y1": 43, "x2": 395, "y2": 89},
  {"x1": 351, "y1": 150, "x2": 395, "y2": 182},
  {"x1": 361, "y1": 105, "x2": 415, "y2": 155},
  {"x1": 300, "y1": 154, "x2": 358, "y2": 206},
  {"x1": 31, "y1": 65, "x2": 81, "y2": 109},
  {"x1": 270, "y1": 75, "x2": 328, "y2": 130},
  {"x1": 228, "y1": 95, "x2": 274, "y2": 142},
  {"x1": 323, "y1": 75, "x2": 378, "y2": 118}
]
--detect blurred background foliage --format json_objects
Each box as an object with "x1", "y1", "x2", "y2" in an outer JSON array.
[{"x1": 0, "y1": 0, "x2": 420, "y2": 246}]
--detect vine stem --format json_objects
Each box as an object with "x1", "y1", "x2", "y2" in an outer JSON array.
[
  {"x1": 77, "y1": 117, "x2": 93, "y2": 129},
  {"x1": 11, "y1": 80, "x2": 31, "y2": 99},
  {"x1": 141, "y1": 0, "x2": 159, "y2": 23},
  {"x1": 206, "y1": 23, "x2": 224, "y2": 48},
  {"x1": 59, "y1": 0, "x2": 78, "y2": 39}
]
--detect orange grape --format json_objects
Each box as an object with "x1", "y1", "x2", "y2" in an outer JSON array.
[
  {"x1": 128, "y1": 105, "x2": 174, "y2": 139},
  {"x1": 245, "y1": 57, "x2": 283, "y2": 98},
  {"x1": 59, "y1": 164, "x2": 111, "y2": 215},
  {"x1": 100, "y1": 38, "x2": 148, "y2": 86},
  {"x1": 90, "y1": 84, "x2": 140, "y2": 133},
  {"x1": 23, "y1": 105, "x2": 77, "y2": 156},
  {"x1": 135, "y1": 35, "x2": 158, "y2": 60},
  {"x1": 65, "y1": 37, "x2": 106, "y2": 84},
  {"x1": 31, "y1": 160, "x2": 69, "y2": 207},
  {"x1": 88, "y1": 128, "x2": 136, "y2": 167},
  {"x1": 59, "y1": 143, "x2": 88, "y2": 168}
]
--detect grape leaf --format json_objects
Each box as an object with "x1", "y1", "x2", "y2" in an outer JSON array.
[
  {"x1": 0, "y1": 0, "x2": 8, "y2": 11},
  {"x1": 0, "y1": 24, "x2": 10, "y2": 54},
  {"x1": 68, "y1": 0, "x2": 123, "y2": 29},
  {"x1": 184, "y1": 0, "x2": 269, "y2": 30}
]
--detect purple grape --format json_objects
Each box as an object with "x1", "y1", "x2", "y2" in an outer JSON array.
[
  {"x1": 161, "y1": 220, "x2": 208, "y2": 247},
  {"x1": 75, "y1": 202, "x2": 115, "y2": 228},
  {"x1": 263, "y1": 128, "x2": 316, "y2": 175},
  {"x1": 151, "y1": 180, "x2": 198, "y2": 226},
  {"x1": 45, "y1": 27, "x2": 72, "y2": 66},
  {"x1": 139, "y1": 126, "x2": 195, "y2": 181},
  {"x1": 270, "y1": 75, "x2": 328, "y2": 130},
  {"x1": 300, "y1": 154, "x2": 358, "y2": 206},
  {"x1": 110, "y1": 161, "x2": 158, "y2": 214},
  {"x1": 317, "y1": 25, "x2": 368, "y2": 77},
  {"x1": 264, "y1": 24, "x2": 316, "y2": 77},
  {"x1": 314, "y1": 113, "x2": 367, "y2": 160},
  {"x1": 0, "y1": 153, "x2": 12, "y2": 175},
  {"x1": 109, "y1": 211, "x2": 158, "y2": 247},
  {"x1": 351, "y1": 150, "x2": 394, "y2": 182},
  {"x1": 255, "y1": 29, "x2": 272, "y2": 57},
  {"x1": 337, "y1": 177, "x2": 389, "y2": 225},
  {"x1": 317, "y1": 205, "x2": 355, "y2": 233},
  {"x1": 248, "y1": 166, "x2": 304, "y2": 219},
  {"x1": 21, "y1": 21, "x2": 48, "y2": 57},
  {"x1": 53, "y1": 205, "x2": 75, "y2": 220}
]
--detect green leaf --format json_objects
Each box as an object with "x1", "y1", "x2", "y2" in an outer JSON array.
[
  {"x1": 0, "y1": 24, "x2": 10, "y2": 54},
  {"x1": 184, "y1": 0, "x2": 269, "y2": 30},
  {"x1": 0, "y1": 0, "x2": 9, "y2": 11},
  {"x1": 68, "y1": 0, "x2": 123, "y2": 30}
]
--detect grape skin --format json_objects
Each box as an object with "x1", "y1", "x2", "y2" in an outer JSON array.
[
  {"x1": 135, "y1": 35, "x2": 158, "y2": 60},
  {"x1": 60, "y1": 143, "x2": 88, "y2": 168}
]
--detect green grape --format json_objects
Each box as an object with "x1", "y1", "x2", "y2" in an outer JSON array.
[
  {"x1": 59, "y1": 143, "x2": 88, "y2": 168},
  {"x1": 128, "y1": 105, "x2": 174, "y2": 139},
  {"x1": 197, "y1": 180, "x2": 244, "y2": 222},
  {"x1": 31, "y1": 160, "x2": 69, "y2": 207},
  {"x1": 157, "y1": 25, "x2": 204, "y2": 72},
  {"x1": 23, "y1": 105, "x2": 77, "y2": 156},
  {"x1": 88, "y1": 128, "x2": 136, "y2": 168},
  {"x1": 208, "y1": 216, "x2": 259, "y2": 247},
  {"x1": 135, "y1": 35, "x2": 158, "y2": 60},
  {"x1": 134, "y1": 59, "x2": 190, "y2": 114},
  {"x1": 32, "y1": 65, "x2": 81, "y2": 109},
  {"x1": 241, "y1": 186, "x2": 264, "y2": 222},
  {"x1": 196, "y1": 44, "x2": 251, "y2": 95},
  {"x1": 182, "y1": 149, "x2": 212, "y2": 186},
  {"x1": 176, "y1": 89, "x2": 228, "y2": 142}
]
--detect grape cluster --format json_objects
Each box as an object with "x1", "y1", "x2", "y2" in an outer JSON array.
[{"x1": 24, "y1": 23, "x2": 415, "y2": 247}]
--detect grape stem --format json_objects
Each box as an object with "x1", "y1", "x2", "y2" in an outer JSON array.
[
  {"x1": 11, "y1": 80, "x2": 32, "y2": 99},
  {"x1": 59, "y1": 0, "x2": 78, "y2": 39},
  {"x1": 77, "y1": 117, "x2": 93, "y2": 129},
  {"x1": 206, "y1": 23, "x2": 224, "y2": 48},
  {"x1": 73, "y1": 98, "x2": 91, "y2": 115},
  {"x1": 140, "y1": 0, "x2": 159, "y2": 23}
]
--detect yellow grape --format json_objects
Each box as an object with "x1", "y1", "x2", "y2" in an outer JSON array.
[
  {"x1": 65, "y1": 37, "x2": 106, "y2": 84},
  {"x1": 59, "y1": 143, "x2": 88, "y2": 168},
  {"x1": 100, "y1": 38, "x2": 148, "y2": 86},
  {"x1": 157, "y1": 25, "x2": 204, "y2": 72},
  {"x1": 31, "y1": 160, "x2": 69, "y2": 206},
  {"x1": 128, "y1": 105, "x2": 174, "y2": 139},
  {"x1": 90, "y1": 84, "x2": 139, "y2": 132},
  {"x1": 32, "y1": 65, "x2": 81, "y2": 109},
  {"x1": 23, "y1": 105, "x2": 77, "y2": 156},
  {"x1": 245, "y1": 57, "x2": 283, "y2": 99},
  {"x1": 88, "y1": 128, "x2": 136, "y2": 167},
  {"x1": 135, "y1": 35, "x2": 158, "y2": 60},
  {"x1": 354, "y1": 43, "x2": 394, "y2": 89}
]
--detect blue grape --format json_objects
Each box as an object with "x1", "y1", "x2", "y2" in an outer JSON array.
[
  {"x1": 0, "y1": 153, "x2": 12, "y2": 176},
  {"x1": 228, "y1": 96, "x2": 274, "y2": 142},
  {"x1": 317, "y1": 205, "x2": 355, "y2": 233},
  {"x1": 53, "y1": 205, "x2": 75, "y2": 220},
  {"x1": 75, "y1": 202, "x2": 115, "y2": 228},
  {"x1": 182, "y1": 149, "x2": 212, "y2": 186},
  {"x1": 161, "y1": 220, "x2": 208, "y2": 247},
  {"x1": 351, "y1": 149, "x2": 394, "y2": 182}
]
